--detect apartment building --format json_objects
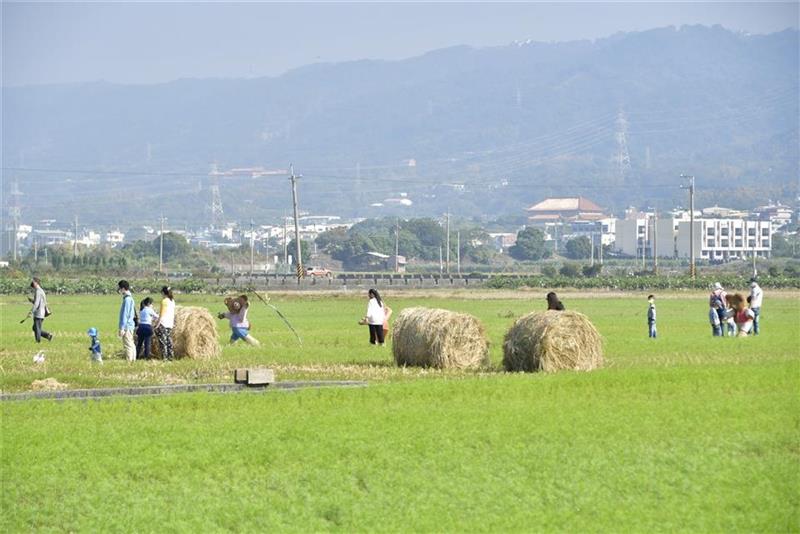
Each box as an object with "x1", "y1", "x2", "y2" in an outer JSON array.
[{"x1": 677, "y1": 219, "x2": 771, "y2": 260}]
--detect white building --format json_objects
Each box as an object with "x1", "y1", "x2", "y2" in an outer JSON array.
[
  {"x1": 104, "y1": 230, "x2": 125, "y2": 246},
  {"x1": 754, "y1": 202, "x2": 793, "y2": 231},
  {"x1": 677, "y1": 219, "x2": 771, "y2": 260}
]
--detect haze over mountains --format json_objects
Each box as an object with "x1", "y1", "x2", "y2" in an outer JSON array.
[{"x1": 3, "y1": 24, "x2": 798, "y2": 225}]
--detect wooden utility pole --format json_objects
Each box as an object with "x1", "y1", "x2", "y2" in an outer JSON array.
[
  {"x1": 681, "y1": 174, "x2": 696, "y2": 279},
  {"x1": 283, "y1": 214, "x2": 288, "y2": 266},
  {"x1": 653, "y1": 209, "x2": 659, "y2": 275},
  {"x1": 394, "y1": 218, "x2": 400, "y2": 273},
  {"x1": 289, "y1": 165, "x2": 303, "y2": 282},
  {"x1": 249, "y1": 218, "x2": 255, "y2": 279},
  {"x1": 73, "y1": 215, "x2": 79, "y2": 258},
  {"x1": 456, "y1": 231, "x2": 461, "y2": 275},
  {"x1": 159, "y1": 214, "x2": 165, "y2": 274},
  {"x1": 445, "y1": 212, "x2": 450, "y2": 275}
]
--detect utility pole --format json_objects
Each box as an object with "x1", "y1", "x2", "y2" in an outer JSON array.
[
  {"x1": 283, "y1": 214, "x2": 288, "y2": 267},
  {"x1": 73, "y1": 215, "x2": 79, "y2": 258},
  {"x1": 680, "y1": 174, "x2": 696, "y2": 279},
  {"x1": 10, "y1": 179, "x2": 22, "y2": 263},
  {"x1": 249, "y1": 218, "x2": 255, "y2": 279},
  {"x1": 590, "y1": 233, "x2": 595, "y2": 267},
  {"x1": 289, "y1": 164, "x2": 303, "y2": 282},
  {"x1": 752, "y1": 222, "x2": 758, "y2": 278},
  {"x1": 599, "y1": 235, "x2": 603, "y2": 264},
  {"x1": 457, "y1": 231, "x2": 461, "y2": 275},
  {"x1": 44, "y1": 247, "x2": 48, "y2": 266},
  {"x1": 159, "y1": 214, "x2": 165, "y2": 274},
  {"x1": 34, "y1": 238, "x2": 38, "y2": 264},
  {"x1": 439, "y1": 246, "x2": 443, "y2": 273},
  {"x1": 394, "y1": 218, "x2": 400, "y2": 273},
  {"x1": 445, "y1": 212, "x2": 451, "y2": 275},
  {"x1": 653, "y1": 209, "x2": 659, "y2": 275}
]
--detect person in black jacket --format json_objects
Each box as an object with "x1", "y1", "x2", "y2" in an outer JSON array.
[{"x1": 546, "y1": 291, "x2": 565, "y2": 311}]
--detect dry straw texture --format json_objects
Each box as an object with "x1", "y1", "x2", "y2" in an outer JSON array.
[
  {"x1": 392, "y1": 307, "x2": 490, "y2": 369},
  {"x1": 151, "y1": 306, "x2": 221, "y2": 360},
  {"x1": 503, "y1": 310, "x2": 603, "y2": 373}
]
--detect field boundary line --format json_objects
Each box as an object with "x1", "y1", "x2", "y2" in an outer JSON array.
[{"x1": 0, "y1": 380, "x2": 368, "y2": 402}]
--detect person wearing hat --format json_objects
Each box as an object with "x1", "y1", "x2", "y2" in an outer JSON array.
[
  {"x1": 709, "y1": 282, "x2": 728, "y2": 329},
  {"x1": 28, "y1": 277, "x2": 53, "y2": 343},
  {"x1": 87, "y1": 327, "x2": 103, "y2": 363},
  {"x1": 749, "y1": 278, "x2": 763, "y2": 335}
]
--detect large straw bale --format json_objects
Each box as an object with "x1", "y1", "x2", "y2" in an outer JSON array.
[
  {"x1": 392, "y1": 307, "x2": 490, "y2": 369},
  {"x1": 502, "y1": 310, "x2": 603, "y2": 373},
  {"x1": 151, "y1": 306, "x2": 221, "y2": 360}
]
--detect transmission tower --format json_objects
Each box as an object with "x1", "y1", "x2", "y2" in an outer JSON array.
[
  {"x1": 209, "y1": 163, "x2": 225, "y2": 229},
  {"x1": 615, "y1": 110, "x2": 632, "y2": 183}
]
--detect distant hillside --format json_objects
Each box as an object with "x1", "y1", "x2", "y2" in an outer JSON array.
[{"x1": 2, "y1": 25, "x2": 798, "y2": 224}]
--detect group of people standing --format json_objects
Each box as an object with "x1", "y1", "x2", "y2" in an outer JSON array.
[
  {"x1": 708, "y1": 279, "x2": 763, "y2": 337},
  {"x1": 117, "y1": 280, "x2": 175, "y2": 361}
]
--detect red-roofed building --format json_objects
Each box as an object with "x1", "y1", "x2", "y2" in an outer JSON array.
[{"x1": 525, "y1": 197, "x2": 606, "y2": 223}]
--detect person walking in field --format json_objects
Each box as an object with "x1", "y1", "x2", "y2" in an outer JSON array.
[
  {"x1": 153, "y1": 286, "x2": 175, "y2": 361},
  {"x1": 28, "y1": 277, "x2": 53, "y2": 343},
  {"x1": 749, "y1": 278, "x2": 763, "y2": 335},
  {"x1": 136, "y1": 297, "x2": 158, "y2": 360},
  {"x1": 117, "y1": 280, "x2": 137, "y2": 361},
  {"x1": 647, "y1": 295, "x2": 657, "y2": 338},
  {"x1": 362, "y1": 288, "x2": 386, "y2": 346}
]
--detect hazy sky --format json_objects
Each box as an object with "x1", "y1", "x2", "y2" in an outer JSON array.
[{"x1": 2, "y1": 1, "x2": 798, "y2": 86}]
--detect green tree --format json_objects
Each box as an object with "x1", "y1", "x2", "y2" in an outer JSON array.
[
  {"x1": 287, "y1": 239, "x2": 311, "y2": 264},
  {"x1": 559, "y1": 262, "x2": 582, "y2": 277},
  {"x1": 509, "y1": 228, "x2": 551, "y2": 261},
  {"x1": 153, "y1": 232, "x2": 191, "y2": 262},
  {"x1": 565, "y1": 236, "x2": 592, "y2": 259},
  {"x1": 771, "y1": 233, "x2": 799, "y2": 258}
]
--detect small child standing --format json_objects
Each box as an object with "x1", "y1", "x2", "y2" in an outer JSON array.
[
  {"x1": 724, "y1": 307, "x2": 737, "y2": 337},
  {"x1": 136, "y1": 297, "x2": 159, "y2": 360},
  {"x1": 87, "y1": 327, "x2": 103, "y2": 363},
  {"x1": 709, "y1": 307, "x2": 722, "y2": 336},
  {"x1": 647, "y1": 295, "x2": 657, "y2": 338}
]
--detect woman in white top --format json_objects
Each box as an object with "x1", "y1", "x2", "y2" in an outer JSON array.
[
  {"x1": 363, "y1": 288, "x2": 386, "y2": 346},
  {"x1": 153, "y1": 286, "x2": 176, "y2": 360}
]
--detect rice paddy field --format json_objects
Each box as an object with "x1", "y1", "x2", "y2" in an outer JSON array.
[{"x1": 2, "y1": 289, "x2": 799, "y2": 532}]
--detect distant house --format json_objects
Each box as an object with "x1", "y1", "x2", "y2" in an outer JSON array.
[
  {"x1": 488, "y1": 232, "x2": 517, "y2": 251},
  {"x1": 526, "y1": 197, "x2": 606, "y2": 223}
]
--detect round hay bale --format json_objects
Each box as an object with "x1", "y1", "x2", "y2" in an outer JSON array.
[
  {"x1": 502, "y1": 310, "x2": 603, "y2": 373},
  {"x1": 151, "y1": 306, "x2": 221, "y2": 360},
  {"x1": 392, "y1": 307, "x2": 490, "y2": 369}
]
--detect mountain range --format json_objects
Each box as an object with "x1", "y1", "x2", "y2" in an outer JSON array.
[{"x1": 2, "y1": 24, "x2": 798, "y2": 225}]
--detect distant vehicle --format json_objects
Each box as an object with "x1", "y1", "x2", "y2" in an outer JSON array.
[{"x1": 305, "y1": 266, "x2": 332, "y2": 277}]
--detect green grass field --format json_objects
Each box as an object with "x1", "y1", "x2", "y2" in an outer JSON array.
[{"x1": 2, "y1": 291, "x2": 799, "y2": 531}]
